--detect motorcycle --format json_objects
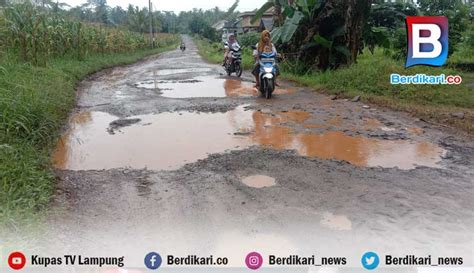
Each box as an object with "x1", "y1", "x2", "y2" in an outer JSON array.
[
  {"x1": 180, "y1": 43, "x2": 186, "y2": 52},
  {"x1": 255, "y1": 48, "x2": 278, "y2": 99},
  {"x1": 224, "y1": 42, "x2": 242, "y2": 77}
]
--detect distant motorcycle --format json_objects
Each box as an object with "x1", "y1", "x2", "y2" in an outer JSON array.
[
  {"x1": 180, "y1": 43, "x2": 186, "y2": 52},
  {"x1": 224, "y1": 42, "x2": 242, "y2": 77},
  {"x1": 254, "y1": 46, "x2": 277, "y2": 99}
]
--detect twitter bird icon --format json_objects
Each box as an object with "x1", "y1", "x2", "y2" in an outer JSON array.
[{"x1": 361, "y1": 252, "x2": 380, "y2": 270}]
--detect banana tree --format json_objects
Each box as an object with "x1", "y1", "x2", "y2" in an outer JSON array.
[
  {"x1": 252, "y1": 0, "x2": 312, "y2": 43},
  {"x1": 252, "y1": 0, "x2": 284, "y2": 28},
  {"x1": 253, "y1": 0, "x2": 372, "y2": 70}
]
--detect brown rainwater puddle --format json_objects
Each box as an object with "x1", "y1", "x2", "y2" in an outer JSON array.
[
  {"x1": 280, "y1": 110, "x2": 310, "y2": 123},
  {"x1": 135, "y1": 76, "x2": 296, "y2": 98},
  {"x1": 249, "y1": 111, "x2": 445, "y2": 170},
  {"x1": 241, "y1": 175, "x2": 277, "y2": 188},
  {"x1": 304, "y1": 124, "x2": 328, "y2": 129},
  {"x1": 328, "y1": 116, "x2": 343, "y2": 126},
  {"x1": 154, "y1": 68, "x2": 213, "y2": 76},
  {"x1": 53, "y1": 108, "x2": 446, "y2": 171},
  {"x1": 53, "y1": 106, "x2": 254, "y2": 170}
]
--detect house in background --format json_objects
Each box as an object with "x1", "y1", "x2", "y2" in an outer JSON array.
[
  {"x1": 212, "y1": 8, "x2": 274, "y2": 41},
  {"x1": 213, "y1": 20, "x2": 241, "y2": 42},
  {"x1": 236, "y1": 8, "x2": 274, "y2": 33}
]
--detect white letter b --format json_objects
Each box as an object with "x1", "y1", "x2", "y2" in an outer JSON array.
[{"x1": 412, "y1": 24, "x2": 442, "y2": 58}]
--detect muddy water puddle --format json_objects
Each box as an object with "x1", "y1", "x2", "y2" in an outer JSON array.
[
  {"x1": 154, "y1": 67, "x2": 213, "y2": 76},
  {"x1": 53, "y1": 107, "x2": 254, "y2": 170},
  {"x1": 134, "y1": 76, "x2": 296, "y2": 98},
  {"x1": 241, "y1": 175, "x2": 277, "y2": 188},
  {"x1": 54, "y1": 108, "x2": 446, "y2": 171},
  {"x1": 253, "y1": 111, "x2": 446, "y2": 169},
  {"x1": 320, "y1": 212, "x2": 352, "y2": 231}
]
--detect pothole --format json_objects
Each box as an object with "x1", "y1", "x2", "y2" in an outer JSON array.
[
  {"x1": 53, "y1": 108, "x2": 446, "y2": 171},
  {"x1": 328, "y1": 116, "x2": 343, "y2": 126},
  {"x1": 241, "y1": 175, "x2": 277, "y2": 188},
  {"x1": 134, "y1": 76, "x2": 296, "y2": 98},
  {"x1": 52, "y1": 106, "x2": 254, "y2": 171},
  {"x1": 280, "y1": 110, "x2": 311, "y2": 123},
  {"x1": 249, "y1": 111, "x2": 446, "y2": 170},
  {"x1": 153, "y1": 67, "x2": 213, "y2": 76},
  {"x1": 320, "y1": 212, "x2": 352, "y2": 231}
]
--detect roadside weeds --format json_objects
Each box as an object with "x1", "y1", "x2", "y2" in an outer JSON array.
[
  {"x1": 195, "y1": 37, "x2": 474, "y2": 135},
  {"x1": 0, "y1": 40, "x2": 179, "y2": 238}
]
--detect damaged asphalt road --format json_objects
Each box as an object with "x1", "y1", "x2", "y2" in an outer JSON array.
[{"x1": 47, "y1": 35, "x2": 473, "y2": 266}]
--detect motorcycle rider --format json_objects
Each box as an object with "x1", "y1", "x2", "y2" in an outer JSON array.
[
  {"x1": 252, "y1": 30, "x2": 280, "y2": 88},
  {"x1": 223, "y1": 34, "x2": 239, "y2": 66}
]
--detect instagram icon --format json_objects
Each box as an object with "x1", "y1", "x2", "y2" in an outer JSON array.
[{"x1": 245, "y1": 252, "x2": 263, "y2": 270}]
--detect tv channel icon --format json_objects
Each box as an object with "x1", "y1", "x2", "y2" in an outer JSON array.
[
  {"x1": 361, "y1": 251, "x2": 379, "y2": 270},
  {"x1": 245, "y1": 252, "x2": 263, "y2": 270},
  {"x1": 8, "y1": 251, "x2": 27, "y2": 270},
  {"x1": 405, "y1": 16, "x2": 448, "y2": 68},
  {"x1": 144, "y1": 252, "x2": 162, "y2": 270}
]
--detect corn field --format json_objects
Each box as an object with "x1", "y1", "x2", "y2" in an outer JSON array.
[{"x1": 0, "y1": 3, "x2": 176, "y2": 65}]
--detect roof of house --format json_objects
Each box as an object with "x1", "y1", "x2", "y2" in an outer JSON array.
[
  {"x1": 224, "y1": 20, "x2": 237, "y2": 28},
  {"x1": 212, "y1": 20, "x2": 228, "y2": 30},
  {"x1": 238, "y1": 7, "x2": 274, "y2": 18},
  {"x1": 261, "y1": 17, "x2": 274, "y2": 31}
]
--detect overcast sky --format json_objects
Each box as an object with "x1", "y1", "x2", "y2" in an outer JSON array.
[{"x1": 61, "y1": 0, "x2": 268, "y2": 13}]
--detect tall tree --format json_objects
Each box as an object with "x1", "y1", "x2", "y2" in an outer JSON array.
[
  {"x1": 222, "y1": 0, "x2": 239, "y2": 23},
  {"x1": 419, "y1": 0, "x2": 470, "y2": 55},
  {"x1": 110, "y1": 6, "x2": 127, "y2": 26}
]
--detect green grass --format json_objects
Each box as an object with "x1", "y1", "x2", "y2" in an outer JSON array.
[
  {"x1": 286, "y1": 50, "x2": 472, "y2": 107},
  {"x1": 281, "y1": 50, "x2": 474, "y2": 134},
  {"x1": 0, "y1": 38, "x2": 179, "y2": 235},
  {"x1": 195, "y1": 37, "x2": 474, "y2": 134}
]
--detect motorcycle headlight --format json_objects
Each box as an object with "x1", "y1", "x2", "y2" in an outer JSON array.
[{"x1": 264, "y1": 67, "x2": 273, "y2": 73}]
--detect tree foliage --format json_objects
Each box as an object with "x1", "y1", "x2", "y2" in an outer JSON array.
[
  {"x1": 419, "y1": 0, "x2": 470, "y2": 55},
  {"x1": 255, "y1": 0, "x2": 472, "y2": 70},
  {"x1": 254, "y1": 0, "x2": 371, "y2": 70},
  {"x1": 188, "y1": 15, "x2": 218, "y2": 41},
  {"x1": 363, "y1": 2, "x2": 418, "y2": 54}
]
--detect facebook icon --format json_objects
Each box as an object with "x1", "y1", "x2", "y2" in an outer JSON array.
[{"x1": 144, "y1": 252, "x2": 162, "y2": 270}]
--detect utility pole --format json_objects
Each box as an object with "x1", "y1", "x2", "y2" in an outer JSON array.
[{"x1": 149, "y1": 0, "x2": 154, "y2": 48}]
